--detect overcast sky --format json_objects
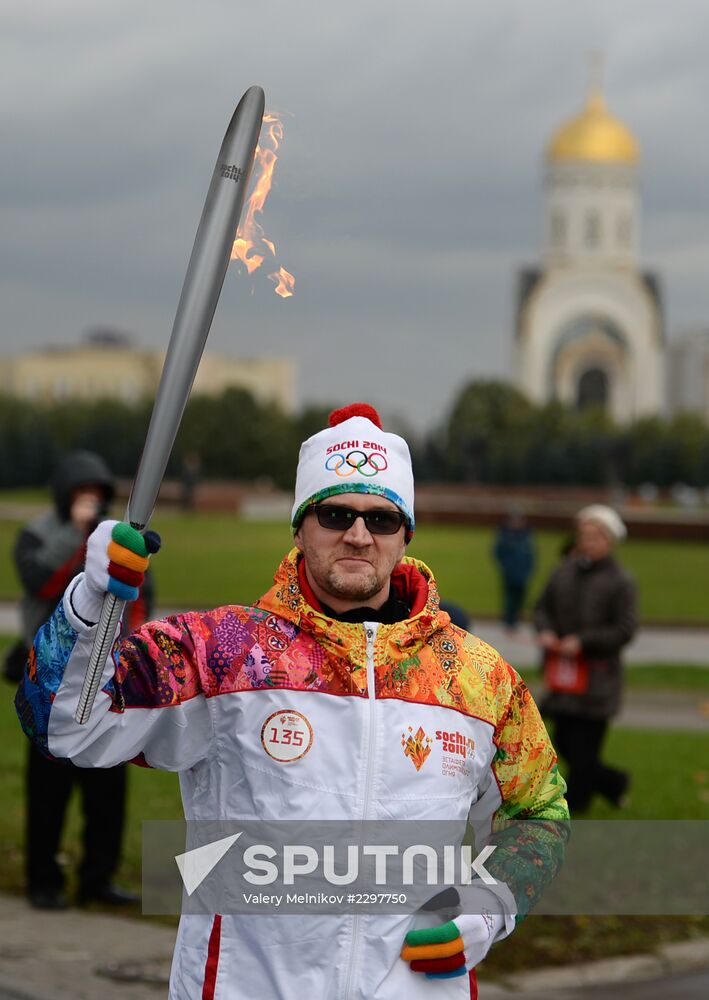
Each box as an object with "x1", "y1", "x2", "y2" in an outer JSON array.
[{"x1": 3, "y1": 0, "x2": 708, "y2": 431}]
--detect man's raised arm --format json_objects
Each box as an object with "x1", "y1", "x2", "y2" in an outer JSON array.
[{"x1": 16, "y1": 521, "x2": 214, "y2": 772}]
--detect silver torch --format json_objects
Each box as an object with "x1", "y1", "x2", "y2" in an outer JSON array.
[{"x1": 74, "y1": 86, "x2": 265, "y2": 724}]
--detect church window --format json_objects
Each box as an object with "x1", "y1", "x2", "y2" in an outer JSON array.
[
  {"x1": 577, "y1": 368, "x2": 609, "y2": 410},
  {"x1": 584, "y1": 211, "x2": 601, "y2": 249}
]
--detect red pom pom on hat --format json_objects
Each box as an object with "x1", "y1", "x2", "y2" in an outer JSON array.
[{"x1": 328, "y1": 403, "x2": 382, "y2": 429}]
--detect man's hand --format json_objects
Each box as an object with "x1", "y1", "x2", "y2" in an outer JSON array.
[
  {"x1": 401, "y1": 910, "x2": 504, "y2": 979},
  {"x1": 70, "y1": 520, "x2": 161, "y2": 624}
]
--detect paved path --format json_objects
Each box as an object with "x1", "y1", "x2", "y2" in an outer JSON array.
[
  {"x1": 479, "y1": 968, "x2": 709, "y2": 999},
  {"x1": 473, "y1": 619, "x2": 709, "y2": 670},
  {"x1": 611, "y1": 688, "x2": 709, "y2": 731},
  {"x1": 478, "y1": 936, "x2": 709, "y2": 998},
  {"x1": 578, "y1": 970, "x2": 709, "y2": 998},
  {"x1": 0, "y1": 894, "x2": 174, "y2": 1000}
]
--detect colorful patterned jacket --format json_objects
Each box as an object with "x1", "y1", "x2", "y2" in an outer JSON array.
[{"x1": 17, "y1": 550, "x2": 568, "y2": 1000}]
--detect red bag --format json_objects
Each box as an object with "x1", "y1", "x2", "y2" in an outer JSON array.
[{"x1": 544, "y1": 652, "x2": 590, "y2": 694}]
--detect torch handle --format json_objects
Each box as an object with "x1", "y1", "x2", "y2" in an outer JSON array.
[{"x1": 74, "y1": 591, "x2": 126, "y2": 725}]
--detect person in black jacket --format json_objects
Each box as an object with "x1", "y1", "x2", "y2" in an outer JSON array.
[
  {"x1": 14, "y1": 450, "x2": 152, "y2": 909},
  {"x1": 533, "y1": 504, "x2": 637, "y2": 814}
]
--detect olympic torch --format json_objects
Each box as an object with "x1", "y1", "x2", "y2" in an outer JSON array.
[{"x1": 74, "y1": 85, "x2": 265, "y2": 724}]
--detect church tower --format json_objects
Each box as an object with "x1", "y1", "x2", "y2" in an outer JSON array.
[{"x1": 515, "y1": 72, "x2": 664, "y2": 421}]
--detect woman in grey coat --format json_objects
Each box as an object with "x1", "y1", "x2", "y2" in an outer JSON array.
[{"x1": 533, "y1": 505, "x2": 637, "y2": 813}]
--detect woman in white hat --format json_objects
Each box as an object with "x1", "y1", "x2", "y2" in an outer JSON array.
[{"x1": 533, "y1": 505, "x2": 637, "y2": 813}]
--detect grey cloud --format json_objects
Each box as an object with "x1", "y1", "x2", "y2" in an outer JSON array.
[{"x1": 3, "y1": 0, "x2": 709, "y2": 429}]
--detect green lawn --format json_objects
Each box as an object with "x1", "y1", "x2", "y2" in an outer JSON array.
[
  {"x1": 623, "y1": 663, "x2": 709, "y2": 690},
  {"x1": 1, "y1": 504, "x2": 709, "y2": 623},
  {"x1": 0, "y1": 489, "x2": 47, "y2": 505},
  {"x1": 579, "y1": 727, "x2": 709, "y2": 820},
  {"x1": 520, "y1": 663, "x2": 709, "y2": 692}
]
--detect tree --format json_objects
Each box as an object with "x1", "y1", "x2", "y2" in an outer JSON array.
[
  {"x1": 176, "y1": 388, "x2": 299, "y2": 488},
  {"x1": 444, "y1": 381, "x2": 535, "y2": 481}
]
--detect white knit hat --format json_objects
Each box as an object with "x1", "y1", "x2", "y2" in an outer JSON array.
[
  {"x1": 576, "y1": 504, "x2": 627, "y2": 541},
  {"x1": 291, "y1": 403, "x2": 415, "y2": 538}
]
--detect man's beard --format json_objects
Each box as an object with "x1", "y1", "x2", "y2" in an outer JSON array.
[{"x1": 323, "y1": 564, "x2": 382, "y2": 603}]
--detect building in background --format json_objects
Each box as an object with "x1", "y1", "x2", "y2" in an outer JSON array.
[
  {"x1": 667, "y1": 329, "x2": 709, "y2": 421},
  {"x1": 0, "y1": 329, "x2": 297, "y2": 413},
  {"x1": 514, "y1": 78, "x2": 665, "y2": 422}
]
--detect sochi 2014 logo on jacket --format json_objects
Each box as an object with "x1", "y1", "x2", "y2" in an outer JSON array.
[
  {"x1": 437, "y1": 728, "x2": 475, "y2": 778},
  {"x1": 401, "y1": 726, "x2": 432, "y2": 771},
  {"x1": 402, "y1": 725, "x2": 475, "y2": 776}
]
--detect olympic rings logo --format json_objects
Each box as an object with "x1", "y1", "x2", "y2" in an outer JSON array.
[{"x1": 325, "y1": 450, "x2": 389, "y2": 478}]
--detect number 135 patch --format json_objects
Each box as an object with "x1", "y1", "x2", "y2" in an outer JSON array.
[{"x1": 261, "y1": 710, "x2": 314, "y2": 763}]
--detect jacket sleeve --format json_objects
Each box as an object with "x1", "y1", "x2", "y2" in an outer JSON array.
[
  {"x1": 15, "y1": 575, "x2": 214, "y2": 771},
  {"x1": 577, "y1": 574, "x2": 638, "y2": 655},
  {"x1": 14, "y1": 523, "x2": 86, "y2": 599},
  {"x1": 468, "y1": 658, "x2": 569, "y2": 922}
]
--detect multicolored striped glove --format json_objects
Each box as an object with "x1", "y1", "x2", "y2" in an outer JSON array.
[
  {"x1": 401, "y1": 909, "x2": 504, "y2": 979},
  {"x1": 106, "y1": 522, "x2": 160, "y2": 601},
  {"x1": 70, "y1": 519, "x2": 161, "y2": 624}
]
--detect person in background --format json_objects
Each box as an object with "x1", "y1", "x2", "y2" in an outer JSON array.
[
  {"x1": 492, "y1": 506, "x2": 535, "y2": 631},
  {"x1": 13, "y1": 450, "x2": 152, "y2": 909},
  {"x1": 179, "y1": 450, "x2": 202, "y2": 511},
  {"x1": 533, "y1": 504, "x2": 637, "y2": 814}
]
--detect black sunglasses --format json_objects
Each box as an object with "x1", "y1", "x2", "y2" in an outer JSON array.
[{"x1": 309, "y1": 504, "x2": 406, "y2": 535}]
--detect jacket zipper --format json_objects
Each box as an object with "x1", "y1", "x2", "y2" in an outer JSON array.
[
  {"x1": 343, "y1": 622, "x2": 378, "y2": 1000},
  {"x1": 361, "y1": 624, "x2": 378, "y2": 819}
]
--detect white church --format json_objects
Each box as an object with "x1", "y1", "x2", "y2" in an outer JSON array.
[{"x1": 514, "y1": 81, "x2": 667, "y2": 422}]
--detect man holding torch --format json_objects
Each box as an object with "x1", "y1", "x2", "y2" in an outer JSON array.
[{"x1": 17, "y1": 403, "x2": 568, "y2": 999}]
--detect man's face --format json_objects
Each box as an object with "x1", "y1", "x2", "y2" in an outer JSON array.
[
  {"x1": 575, "y1": 519, "x2": 613, "y2": 562},
  {"x1": 69, "y1": 485, "x2": 106, "y2": 529},
  {"x1": 71, "y1": 485, "x2": 104, "y2": 505},
  {"x1": 294, "y1": 493, "x2": 407, "y2": 612}
]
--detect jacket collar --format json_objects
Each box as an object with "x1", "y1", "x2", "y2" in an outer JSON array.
[{"x1": 256, "y1": 548, "x2": 448, "y2": 654}]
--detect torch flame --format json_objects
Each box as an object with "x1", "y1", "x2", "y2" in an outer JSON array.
[
  {"x1": 231, "y1": 112, "x2": 294, "y2": 297},
  {"x1": 231, "y1": 238, "x2": 263, "y2": 274},
  {"x1": 268, "y1": 266, "x2": 295, "y2": 298}
]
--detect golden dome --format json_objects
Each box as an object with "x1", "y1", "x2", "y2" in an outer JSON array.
[{"x1": 548, "y1": 89, "x2": 639, "y2": 164}]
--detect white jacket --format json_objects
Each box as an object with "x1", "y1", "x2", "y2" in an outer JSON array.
[{"x1": 16, "y1": 552, "x2": 568, "y2": 999}]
